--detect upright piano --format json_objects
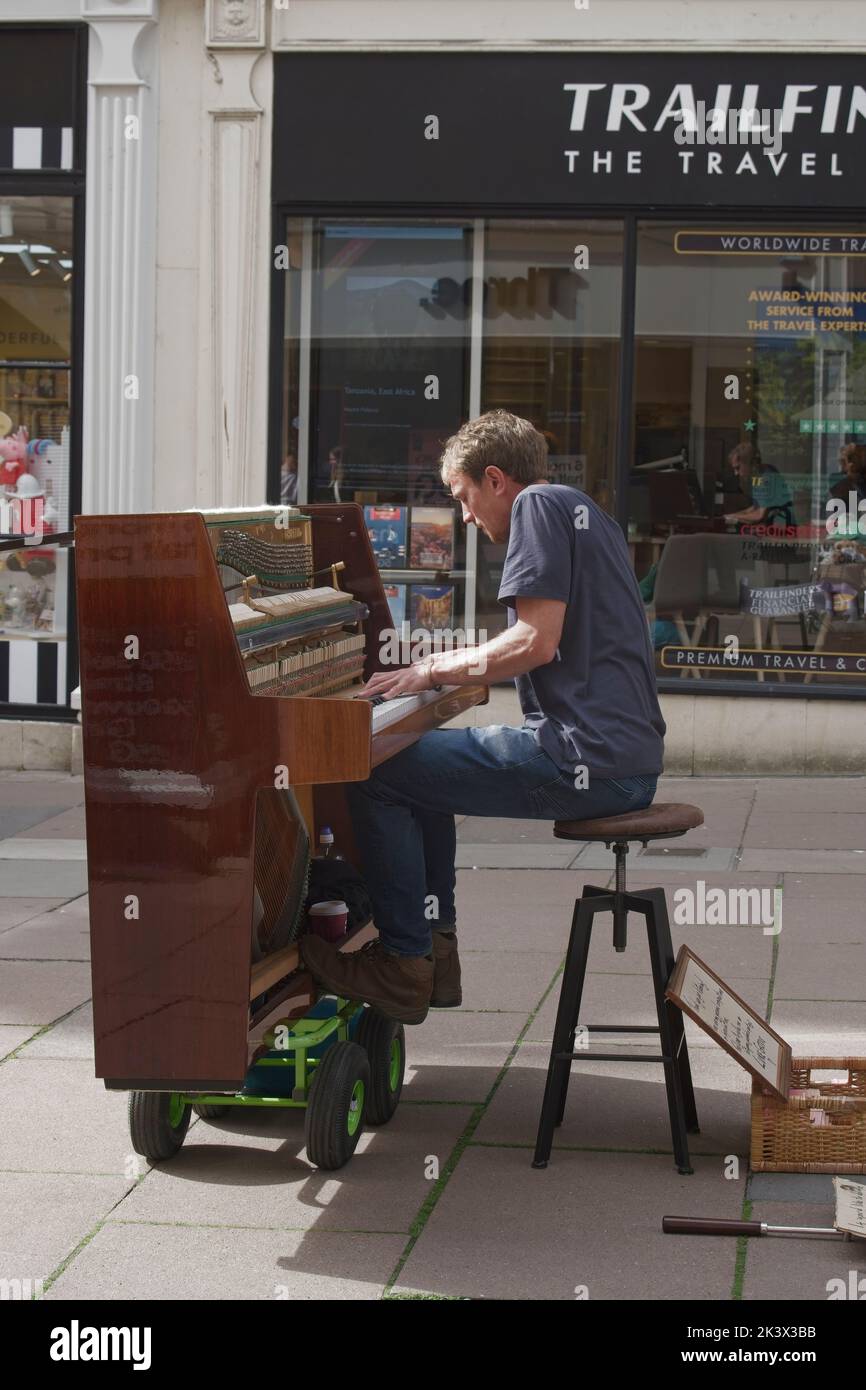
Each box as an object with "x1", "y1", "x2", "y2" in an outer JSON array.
[{"x1": 75, "y1": 503, "x2": 488, "y2": 1093}]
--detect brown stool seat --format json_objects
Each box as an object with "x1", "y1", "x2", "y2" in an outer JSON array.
[{"x1": 554, "y1": 801, "x2": 704, "y2": 845}]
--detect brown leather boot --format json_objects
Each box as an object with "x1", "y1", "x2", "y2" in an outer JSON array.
[
  {"x1": 300, "y1": 935, "x2": 433, "y2": 1025},
  {"x1": 431, "y1": 930, "x2": 462, "y2": 1007}
]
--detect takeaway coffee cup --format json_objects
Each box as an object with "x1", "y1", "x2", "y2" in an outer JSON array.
[{"x1": 308, "y1": 899, "x2": 349, "y2": 943}]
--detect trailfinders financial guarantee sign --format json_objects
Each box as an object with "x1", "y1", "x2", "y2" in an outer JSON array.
[{"x1": 274, "y1": 53, "x2": 866, "y2": 209}]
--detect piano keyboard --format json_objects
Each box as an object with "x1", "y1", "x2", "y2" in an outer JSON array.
[
  {"x1": 372, "y1": 688, "x2": 459, "y2": 732},
  {"x1": 328, "y1": 684, "x2": 457, "y2": 732}
]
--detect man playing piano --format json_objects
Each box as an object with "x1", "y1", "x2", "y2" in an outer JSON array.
[{"x1": 301, "y1": 410, "x2": 666, "y2": 1025}]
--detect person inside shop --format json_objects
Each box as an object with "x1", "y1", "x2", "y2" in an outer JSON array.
[
  {"x1": 300, "y1": 409, "x2": 666, "y2": 1026},
  {"x1": 828, "y1": 442, "x2": 866, "y2": 506},
  {"x1": 724, "y1": 442, "x2": 794, "y2": 529},
  {"x1": 280, "y1": 449, "x2": 298, "y2": 506},
  {"x1": 327, "y1": 445, "x2": 345, "y2": 502}
]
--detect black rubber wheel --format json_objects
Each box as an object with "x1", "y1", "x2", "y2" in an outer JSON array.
[
  {"x1": 355, "y1": 1008, "x2": 405, "y2": 1124},
  {"x1": 304, "y1": 1041, "x2": 370, "y2": 1171},
  {"x1": 128, "y1": 1091, "x2": 191, "y2": 1162},
  {"x1": 191, "y1": 1102, "x2": 230, "y2": 1119}
]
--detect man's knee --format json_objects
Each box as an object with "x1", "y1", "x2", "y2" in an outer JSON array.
[{"x1": 346, "y1": 767, "x2": 402, "y2": 808}]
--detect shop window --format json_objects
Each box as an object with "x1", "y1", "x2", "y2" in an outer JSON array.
[
  {"x1": 478, "y1": 219, "x2": 623, "y2": 638},
  {"x1": 281, "y1": 216, "x2": 623, "y2": 647},
  {"x1": 631, "y1": 221, "x2": 866, "y2": 689},
  {"x1": 283, "y1": 217, "x2": 472, "y2": 639},
  {"x1": 0, "y1": 196, "x2": 73, "y2": 706}
]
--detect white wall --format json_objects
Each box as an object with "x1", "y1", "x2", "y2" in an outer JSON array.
[
  {"x1": 154, "y1": 0, "x2": 274, "y2": 509},
  {"x1": 272, "y1": 0, "x2": 866, "y2": 50},
  {"x1": 153, "y1": 0, "x2": 206, "y2": 510}
]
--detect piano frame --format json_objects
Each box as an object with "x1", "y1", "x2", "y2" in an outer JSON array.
[{"x1": 75, "y1": 503, "x2": 487, "y2": 1095}]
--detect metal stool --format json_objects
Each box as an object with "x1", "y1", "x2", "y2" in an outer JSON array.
[{"x1": 532, "y1": 802, "x2": 704, "y2": 1175}]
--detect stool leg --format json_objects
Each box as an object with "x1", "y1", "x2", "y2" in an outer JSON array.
[
  {"x1": 641, "y1": 888, "x2": 699, "y2": 1135},
  {"x1": 640, "y1": 888, "x2": 698, "y2": 1172},
  {"x1": 553, "y1": 889, "x2": 609, "y2": 1125},
  {"x1": 532, "y1": 893, "x2": 596, "y2": 1168}
]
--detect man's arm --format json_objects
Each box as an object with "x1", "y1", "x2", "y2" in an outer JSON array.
[{"x1": 359, "y1": 596, "x2": 567, "y2": 698}]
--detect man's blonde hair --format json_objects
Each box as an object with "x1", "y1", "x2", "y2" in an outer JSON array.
[{"x1": 439, "y1": 410, "x2": 548, "y2": 485}]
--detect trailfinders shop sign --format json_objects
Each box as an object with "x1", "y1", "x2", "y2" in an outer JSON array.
[{"x1": 274, "y1": 53, "x2": 866, "y2": 209}]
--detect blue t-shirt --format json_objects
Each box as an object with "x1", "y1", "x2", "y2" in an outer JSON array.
[{"x1": 497, "y1": 483, "x2": 666, "y2": 778}]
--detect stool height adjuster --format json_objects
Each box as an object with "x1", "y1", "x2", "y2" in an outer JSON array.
[{"x1": 612, "y1": 840, "x2": 629, "y2": 952}]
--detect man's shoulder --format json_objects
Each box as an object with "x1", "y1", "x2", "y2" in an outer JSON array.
[{"x1": 516, "y1": 482, "x2": 594, "y2": 513}]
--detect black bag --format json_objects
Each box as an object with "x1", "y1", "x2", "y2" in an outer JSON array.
[{"x1": 305, "y1": 856, "x2": 372, "y2": 933}]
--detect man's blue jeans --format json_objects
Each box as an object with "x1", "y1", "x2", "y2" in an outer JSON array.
[{"x1": 345, "y1": 723, "x2": 658, "y2": 958}]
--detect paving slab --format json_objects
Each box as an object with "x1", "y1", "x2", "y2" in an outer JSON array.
[
  {"x1": 625, "y1": 870, "x2": 779, "y2": 888},
  {"x1": 393, "y1": 1148, "x2": 745, "y2": 1301},
  {"x1": 779, "y1": 873, "x2": 866, "y2": 900},
  {"x1": 745, "y1": 813, "x2": 866, "y2": 851},
  {"x1": 455, "y1": 844, "x2": 579, "y2": 870},
  {"x1": 765, "y1": 1001, "x2": 866, "y2": 1056},
  {"x1": 0, "y1": 1059, "x2": 130, "y2": 1175},
  {"x1": 475, "y1": 1046, "x2": 752, "y2": 1157},
  {"x1": 662, "y1": 777, "x2": 759, "y2": 792},
  {"x1": 766, "y1": 908, "x2": 863, "y2": 946},
  {"x1": 662, "y1": 922, "x2": 776, "y2": 981},
  {"x1": 656, "y1": 816, "x2": 753, "y2": 851},
  {"x1": 18, "y1": 1003, "x2": 94, "y2": 1060},
  {"x1": 0, "y1": 1171, "x2": 135, "y2": 1281},
  {"x1": 0, "y1": 862, "x2": 88, "y2": 898},
  {"x1": 457, "y1": 815, "x2": 575, "y2": 844},
  {"x1": 526, "y1": 970, "x2": 771, "y2": 1042},
  {"x1": 13, "y1": 806, "x2": 87, "y2": 840},
  {"x1": 0, "y1": 960, "x2": 91, "y2": 1026},
  {"x1": 402, "y1": 1007, "x2": 522, "y2": 1101},
  {"x1": 44, "y1": 1221, "x2": 406, "y2": 1301},
  {"x1": 0, "y1": 899, "x2": 67, "y2": 931},
  {"x1": 115, "y1": 1102, "x2": 475, "y2": 1234},
  {"x1": 48, "y1": 894, "x2": 90, "y2": 920},
  {"x1": 741, "y1": 1201, "x2": 866, "y2": 1301},
  {"x1": 0, "y1": 839, "x2": 86, "y2": 861},
  {"x1": 0, "y1": 773, "x2": 84, "y2": 806},
  {"x1": 438, "y1": 948, "x2": 563, "y2": 1013},
  {"x1": 0, "y1": 807, "x2": 70, "y2": 839},
  {"x1": 773, "y1": 941, "x2": 866, "y2": 1001},
  {"x1": 3, "y1": 772, "x2": 865, "y2": 1304},
  {"x1": 0, "y1": 916, "x2": 91, "y2": 961},
  {"x1": 0, "y1": 1024, "x2": 41, "y2": 1059},
  {"x1": 739, "y1": 849, "x2": 866, "y2": 875},
  {"x1": 752, "y1": 777, "x2": 866, "y2": 810},
  {"x1": 570, "y1": 845, "x2": 738, "y2": 873},
  {"x1": 453, "y1": 868, "x2": 610, "y2": 952}
]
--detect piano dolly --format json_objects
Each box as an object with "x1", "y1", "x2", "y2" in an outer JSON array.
[{"x1": 128, "y1": 988, "x2": 405, "y2": 1173}]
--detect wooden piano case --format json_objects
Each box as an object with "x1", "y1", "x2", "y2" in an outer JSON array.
[{"x1": 75, "y1": 504, "x2": 486, "y2": 1093}]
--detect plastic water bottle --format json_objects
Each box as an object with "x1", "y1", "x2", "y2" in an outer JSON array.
[{"x1": 318, "y1": 825, "x2": 334, "y2": 858}]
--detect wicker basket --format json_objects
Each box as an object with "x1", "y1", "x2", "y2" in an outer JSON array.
[{"x1": 751, "y1": 1057, "x2": 866, "y2": 1173}]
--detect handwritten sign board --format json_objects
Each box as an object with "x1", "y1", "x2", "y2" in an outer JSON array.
[
  {"x1": 666, "y1": 947, "x2": 792, "y2": 1099},
  {"x1": 834, "y1": 1178, "x2": 866, "y2": 1239}
]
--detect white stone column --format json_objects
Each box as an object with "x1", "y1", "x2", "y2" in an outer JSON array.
[
  {"x1": 197, "y1": 0, "x2": 272, "y2": 507},
  {"x1": 81, "y1": 0, "x2": 160, "y2": 514}
]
